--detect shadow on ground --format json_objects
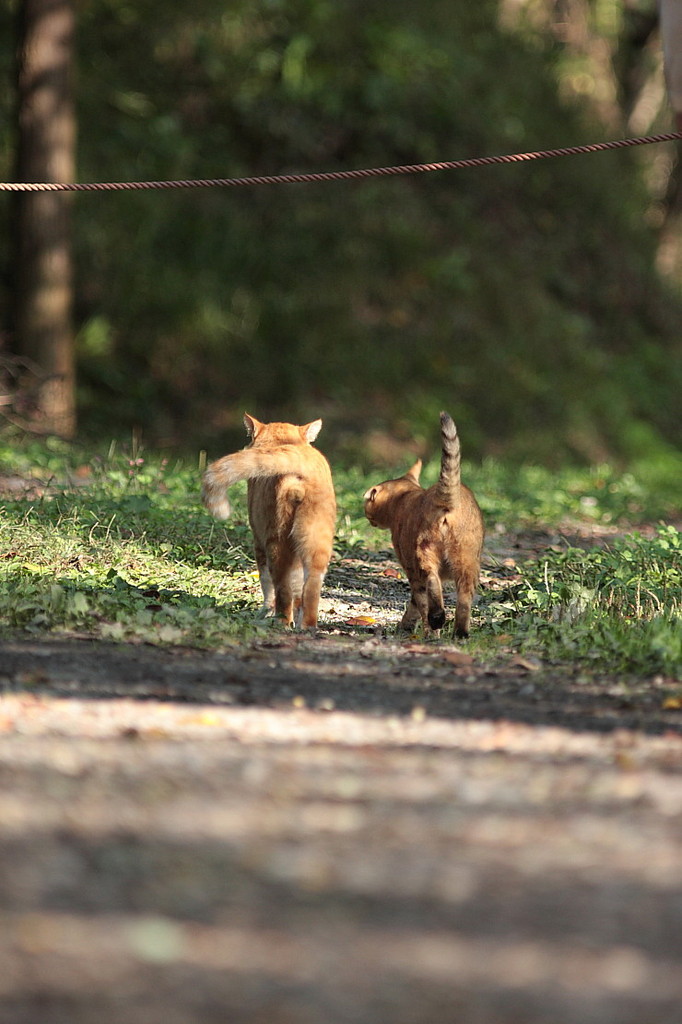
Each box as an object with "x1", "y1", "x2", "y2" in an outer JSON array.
[{"x1": 1, "y1": 633, "x2": 680, "y2": 736}]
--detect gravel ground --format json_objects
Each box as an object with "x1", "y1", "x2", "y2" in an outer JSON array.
[{"x1": 0, "y1": 528, "x2": 681, "y2": 1024}]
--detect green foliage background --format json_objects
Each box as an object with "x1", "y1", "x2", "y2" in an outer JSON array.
[{"x1": 1, "y1": 0, "x2": 681, "y2": 469}]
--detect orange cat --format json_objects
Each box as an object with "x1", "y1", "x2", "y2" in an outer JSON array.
[
  {"x1": 363, "y1": 411, "x2": 484, "y2": 637},
  {"x1": 202, "y1": 414, "x2": 336, "y2": 629}
]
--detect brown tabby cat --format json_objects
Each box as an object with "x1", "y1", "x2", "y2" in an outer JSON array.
[
  {"x1": 363, "y1": 411, "x2": 484, "y2": 637},
  {"x1": 202, "y1": 414, "x2": 336, "y2": 629}
]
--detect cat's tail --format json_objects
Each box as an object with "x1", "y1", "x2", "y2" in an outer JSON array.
[
  {"x1": 434, "y1": 411, "x2": 462, "y2": 510},
  {"x1": 202, "y1": 447, "x2": 310, "y2": 519}
]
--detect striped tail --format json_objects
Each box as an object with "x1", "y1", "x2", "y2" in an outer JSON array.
[
  {"x1": 202, "y1": 447, "x2": 309, "y2": 520},
  {"x1": 434, "y1": 411, "x2": 461, "y2": 510}
]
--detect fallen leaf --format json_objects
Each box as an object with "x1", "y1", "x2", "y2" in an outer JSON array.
[
  {"x1": 662, "y1": 696, "x2": 682, "y2": 710},
  {"x1": 510, "y1": 655, "x2": 542, "y2": 672},
  {"x1": 441, "y1": 651, "x2": 475, "y2": 667},
  {"x1": 381, "y1": 567, "x2": 401, "y2": 579},
  {"x1": 121, "y1": 726, "x2": 170, "y2": 741},
  {"x1": 484, "y1": 575, "x2": 524, "y2": 590},
  {"x1": 345, "y1": 616, "x2": 376, "y2": 626}
]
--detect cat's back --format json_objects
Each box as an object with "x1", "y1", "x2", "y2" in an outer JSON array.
[
  {"x1": 434, "y1": 482, "x2": 484, "y2": 561},
  {"x1": 394, "y1": 481, "x2": 482, "y2": 557},
  {"x1": 295, "y1": 448, "x2": 336, "y2": 525},
  {"x1": 423, "y1": 479, "x2": 481, "y2": 521},
  {"x1": 388, "y1": 486, "x2": 430, "y2": 553},
  {"x1": 249, "y1": 425, "x2": 334, "y2": 518}
]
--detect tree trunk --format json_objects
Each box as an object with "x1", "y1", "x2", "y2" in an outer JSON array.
[{"x1": 13, "y1": 0, "x2": 76, "y2": 438}]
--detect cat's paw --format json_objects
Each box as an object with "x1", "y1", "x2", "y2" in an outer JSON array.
[{"x1": 427, "y1": 608, "x2": 446, "y2": 630}]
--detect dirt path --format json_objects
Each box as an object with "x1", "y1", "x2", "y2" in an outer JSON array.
[
  {"x1": 0, "y1": 519, "x2": 680, "y2": 1023},
  {"x1": 1, "y1": 621, "x2": 681, "y2": 1024}
]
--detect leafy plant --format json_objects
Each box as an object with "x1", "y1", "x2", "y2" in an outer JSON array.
[{"x1": 478, "y1": 525, "x2": 682, "y2": 676}]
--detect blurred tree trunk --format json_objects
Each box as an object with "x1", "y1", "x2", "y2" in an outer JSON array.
[{"x1": 12, "y1": 0, "x2": 76, "y2": 438}]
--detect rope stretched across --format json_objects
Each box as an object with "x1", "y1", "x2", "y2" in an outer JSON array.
[{"x1": 1, "y1": 130, "x2": 682, "y2": 193}]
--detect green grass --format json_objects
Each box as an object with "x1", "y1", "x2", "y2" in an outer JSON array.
[
  {"x1": 0, "y1": 436, "x2": 263, "y2": 646},
  {"x1": 0, "y1": 431, "x2": 680, "y2": 678},
  {"x1": 471, "y1": 525, "x2": 681, "y2": 678}
]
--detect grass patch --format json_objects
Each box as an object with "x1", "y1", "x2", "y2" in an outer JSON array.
[
  {"x1": 0, "y1": 431, "x2": 679, "y2": 677},
  {"x1": 473, "y1": 526, "x2": 681, "y2": 678},
  {"x1": 0, "y1": 435, "x2": 262, "y2": 646}
]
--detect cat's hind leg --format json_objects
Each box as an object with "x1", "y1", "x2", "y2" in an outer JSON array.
[
  {"x1": 298, "y1": 554, "x2": 329, "y2": 629},
  {"x1": 410, "y1": 556, "x2": 446, "y2": 633},
  {"x1": 453, "y1": 568, "x2": 478, "y2": 638},
  {"x1": 254, "y1": 543, "x2": 276, "y2": 615},
  {"x1": 295, "y1": 523, "x2": 334, "y2": 629},
  {"x1": 399, "y1": 597, "x2": 421, "y2": 631},
  {"x1": 289, "y1": 564, "x2": 305, "y2": 623},
  {"x1": 402, "y1": 575, "x2": 436, "y2": 632},
  {"x1": 426, "y1": 573, "x2": 446, "y2": 631},
  {"x1": 269, "y1": 546, "x2": 299, "y2": 627}
]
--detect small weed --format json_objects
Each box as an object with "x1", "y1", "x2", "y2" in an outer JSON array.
[{"x1": 477, "y1": 526, "x2": 681, "y2": 676}]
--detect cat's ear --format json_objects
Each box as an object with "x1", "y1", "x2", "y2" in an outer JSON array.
[
  {"x1": 243, "y1": 413, "x2": 262, "y2": 439},
  {"x1": 302, "y1": 419, "x2": 322, "y2": 443},
  {"x1": 405, "y1": 459, "x2": 422, "y2": 483}
]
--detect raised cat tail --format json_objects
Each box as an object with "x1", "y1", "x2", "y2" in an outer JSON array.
[
  {"x1": 434, "y1": 411, "x2": 461, "y2": 510},
  {"x1": 202, "y1": 447, "x2": 310, "y2": 520},
  {"x1": 201, "y1": 459, "x2": 234, "y2": 520}
]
